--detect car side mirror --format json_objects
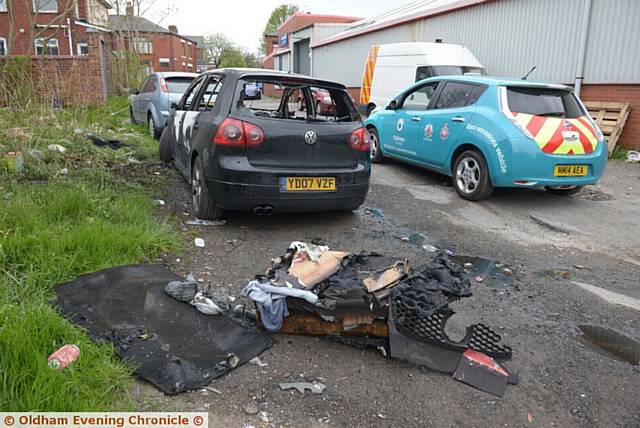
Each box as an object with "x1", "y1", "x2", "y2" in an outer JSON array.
[
  {"x1": 386, "y1": 100, "x2": 397, "y2": 110},
  {"x1": 170, "y1": 102, "x2": 178, "y2": 110}
]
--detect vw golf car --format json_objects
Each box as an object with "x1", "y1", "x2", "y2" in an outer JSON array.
[
  {"x1": 159, "y1": 69, "x2": 370, "y2": 220},
  {"x1": 365, "y1": 76, "x2": 607, "y2": 201}
]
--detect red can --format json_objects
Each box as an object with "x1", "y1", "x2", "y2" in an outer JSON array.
[{"x1": 48, "y1": 344, "x2": 80, "y2": 369}]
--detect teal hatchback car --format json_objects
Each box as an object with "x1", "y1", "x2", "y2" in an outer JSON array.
[{"x1": 364, "y1": 76, "x2": 607, "y2": 201}]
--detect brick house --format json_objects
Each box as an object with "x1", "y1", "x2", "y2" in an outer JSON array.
[
  {"x1": 0, "y1": 0, "x2": 113, "y2": 105},
  {"x1": 108, "y1": 7, "x2": 199, "y2": 74}
]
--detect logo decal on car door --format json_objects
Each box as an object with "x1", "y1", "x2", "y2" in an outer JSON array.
[
  {"x1": 396, "y1": 118, "x2": 404, "y2": 133},
  {"x1": 424, "y1": 123, "x2": 433, "y2": 139},
  {"x1": 440, "y1": 123, "x2": 449, "y2": 141}
]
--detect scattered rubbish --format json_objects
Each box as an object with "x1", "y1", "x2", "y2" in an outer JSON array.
[
  {"x1": 451, "y1": 255, "x2": 516, "y2": 288},
  {"x1": 58, "y1": 168, "x2": 69, "y2": 176},
  {"x1": 153, "y1": 199, "x2": 165, "y2": 206},
  {"x1": 126, "y1": 157, "x2": 141, "y2": 165},
  {"x1": 191, "y1": 291, "x2": 226, "y2": 315},
  {"x1": 401, "y1": 233, "x2": 425, "y2": 246},
  {"x1": 279, "y1": 382, "x2": 326, "y2": 394},
  {"x1": 573, "y1": 265, "x2": 584, "y2": 270},
  {"x1": 289, "y1": 241, "x2": 329, "y2": 263},
  {"x1": 377, "y1": 414, "x2": 387, "y2": 420},
  {"x1": 475, "y1": 275, "x2": 484, "y2": 283},
  {"x1": 445, "y1": 249, "x2": 455, "y2": 256},
  {"x1": 47, "y1": 144, "x2": 66, "y2": 154},
  {"x1": 364, "y1": 207, "x2": 385, "y2": 219},
  {"x1": 194, "y1": 238, "x2": 206, "y2": 248},
  {"x1": 578, "y1": 325, "x2": 640, "y2": 365},
  {"x1": 528, "y1": 413, "x2": 534, "y2": 423},
  {"x1": 243, "y1": 403, "x2": 259, "y2": 415},
  {"x1": 165, "y1": 274, "x2": 229, "y2": 315},
  {"x1": 29, "y1": 148, "x2": 43, "y2": 160},
  {"x1": 55, "y1": 265, "x2": 272, "y2": 394},
  {"x1": 3, "y1": 151, "x2": 24, "y2": 173},
  {"x1": 48, "y1": 344, "x2": 80, "y2": 369},
  {"x1": 165, "y1": 274, "x2": 198, "y2": 302},
  {"x1": 186, "y1": 219, "x2": 227, "y2": 226},
  {"x1": 205, "y1": 386, "x2": 222, "y2": 395},
  {"x1": 259, "y1": 412, "x2": 270, "y2": 423},
  {"x1": 249, "y1": 356, "x2": 268, "y2": 367},
  {"x1": 86, "y1": 133, "x2": 135, "y2": 150},
  {"x1": 452, "y1": 349, "x2": 517, "y2": 397},
  {"x1": 626, "y1": 150, "x2": 640, "y2": 163},
  {"x1": 422, "y1": 244, "x2": 438, "y2": 253}
]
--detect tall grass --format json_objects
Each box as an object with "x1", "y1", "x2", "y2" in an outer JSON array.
[{"x1": 0, "y1": 97, "x2": 177, "y2": 411}]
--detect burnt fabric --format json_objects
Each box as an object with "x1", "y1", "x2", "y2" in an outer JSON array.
[{"x1": 55, "y1": 265, "x2": 272, "y2": 394}]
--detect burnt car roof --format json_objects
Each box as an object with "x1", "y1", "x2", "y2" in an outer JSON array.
[{"x1": 203, "y1": 68, "x2": 347, "y2": 90}]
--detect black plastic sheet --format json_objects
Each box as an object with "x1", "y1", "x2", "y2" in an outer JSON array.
[{"x1": 55, "y1": 264, "x2": 272, "y2": 394}]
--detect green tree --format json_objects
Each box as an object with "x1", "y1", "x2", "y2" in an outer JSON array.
[
  {"x1": 260, "y1": 4, "x2": 299, "y2": 54},
  {"x1": 203, "y1": 33, "x2": 234, "y2": 68},
  {"x1": 243, "y1": 51, "x2": 262, "y2": 69},
  {"x1": 218, "y1": 48, "x2": 247, "y2": 68}
]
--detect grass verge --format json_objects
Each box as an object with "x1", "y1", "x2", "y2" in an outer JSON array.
[{"x1": 0, "y1": 97, "x2": 177, "y2": 411}]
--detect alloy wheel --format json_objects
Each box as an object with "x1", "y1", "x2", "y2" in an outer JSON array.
[
  {"x1": 369, "y1": 131, "x2": 378, "y2": 159},
  {"x1": 192, "y1": 166, "x2": 202, "y2": 213},
  {"x1": 456, "y1": 157, "x2": 481, "y2": 194}
]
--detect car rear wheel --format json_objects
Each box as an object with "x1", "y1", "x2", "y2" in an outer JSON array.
[
  {"x1": 368, "y1": 127, "x2": 384, "y2": 163},
  {"x1": 159, "y1": 127, "x2": 172, "y2": 162},
  {"x1": 453, "y1": 150, "x2": 494, "y2": 201},
  {"x1": 148, "y1": 115, "x2": 161, "y2": 140},
  {"x1": 545, "y1": 185, "x2": 583, "y2": 196},
  {"x1": 192, "y1": 155, "x2": 224, "y2": 221}
]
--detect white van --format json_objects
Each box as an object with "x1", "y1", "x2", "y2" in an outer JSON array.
[{"x1": 359, "y1": 42, "x2": 484, "y2": 116}]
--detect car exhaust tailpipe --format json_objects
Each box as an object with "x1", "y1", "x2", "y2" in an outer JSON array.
[
  {"x1": 253, "y1": 206, "x2": 264, "y2": 216},
  {"x1": 263, "y1": 206, "x2": 273, "y2": 216}
]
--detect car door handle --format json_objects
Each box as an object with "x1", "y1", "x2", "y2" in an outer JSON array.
[
  {"x1": 411, "y1": 116, "x2": 421, "y2": 122},
  {"x1": 452, "y1": 116, "x2": 466, "y2": 123}
]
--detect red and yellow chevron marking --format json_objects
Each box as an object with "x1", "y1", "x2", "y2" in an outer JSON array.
[
  {"x1": 512, "y1": 113, "x2": 599, "y2": 155},
  {"x1": 360, "y1": 45, "x2": 380, "y2": 106}
]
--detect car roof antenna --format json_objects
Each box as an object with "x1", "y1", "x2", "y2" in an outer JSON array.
[{"x1": 522, "y1": 66, "x2": 537, "y2": 80}]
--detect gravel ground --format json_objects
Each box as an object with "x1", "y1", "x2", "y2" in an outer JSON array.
[{"x1": 135, "y1": 160, "x2": 640, "y2": 428}]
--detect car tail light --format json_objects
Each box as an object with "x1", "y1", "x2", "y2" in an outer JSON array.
[
  {"x1": 213, "y1": 118, "x2": 264, "y2": 147},
  {"x1": 349, "y1": 127, "x2": 370, "y2": 151},
  {"x1": 159, "y1": 77, "x2": 169, "y2": 93}
]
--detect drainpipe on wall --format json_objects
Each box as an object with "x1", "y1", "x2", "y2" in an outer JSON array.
[
  {"x1": 574, "y1": 0, "x2": 593, "y2": 96},
  {"x1": 67, "y1": 17, "x2": 73, "y2": 55}
]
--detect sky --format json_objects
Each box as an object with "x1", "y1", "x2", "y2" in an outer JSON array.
[{"x1": 145, "y1": 0, "x2": 414, "y2": 53}]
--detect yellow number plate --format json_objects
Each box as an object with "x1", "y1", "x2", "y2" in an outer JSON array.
[
  {"x1": 554, "y1": 165, "x2": 587, "y2": 177},
  {"x1": 281, "y1": 177, "x2": 336, "y2": 192}
]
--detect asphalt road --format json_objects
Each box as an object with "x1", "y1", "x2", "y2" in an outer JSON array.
[{"x1": 138, "y1": 159, "x2": 640, "y2": 427}]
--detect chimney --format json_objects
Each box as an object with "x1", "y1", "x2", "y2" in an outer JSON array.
[
  {"x1": 168, "y1": 25, "x2": 178, "y2": 34},
  {"x1": 125, "y1": 2, "x2": 134, "y2": 16}
]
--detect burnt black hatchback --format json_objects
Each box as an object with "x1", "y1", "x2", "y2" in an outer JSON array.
[{"x1": 159, "y1": 68, "x2": 371, "y2": 220}]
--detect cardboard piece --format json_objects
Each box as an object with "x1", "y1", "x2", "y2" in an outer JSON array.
[
  {"x1": 288, "y1": 251, "x2": 350, "y2": 289},
  {"x1": 363, "y1": 261, "x2": 409, "y2": 293}
]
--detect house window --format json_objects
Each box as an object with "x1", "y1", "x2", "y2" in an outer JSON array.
[
  {"x1": 132, "y1": 37, "x2": 152, "y2": 54},
  {"x1": 0, "y1": 0, "x2": 7, "y2": 12},
  {"x1": 35, "y1": 38, "x2": 59, "y2": 55},
  {"x1": 0, "y1": 38, "x2": 6, "y2": 56},
  {"x1": 77, "y1": 42, "x2": 88, "y2": 56},
  {"x1": 33, "y1": 0, "x2": 58, "y2": 13}
]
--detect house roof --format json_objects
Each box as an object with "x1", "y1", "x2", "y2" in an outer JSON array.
[
  {"x1": 311, "y1": 0, "x2": 493, "y2": 48},
  {"x1": 277, "y1": 12, "x2": 361, "y2": 35},
  {"x1": 108, "y1": 15, "x2": 171, "y2": 34},
  {"x1": 184, "y1": 35, "x2": 204, "y2": 46}
]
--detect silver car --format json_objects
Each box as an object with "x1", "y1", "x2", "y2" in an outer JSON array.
[{"x1": 130, "y1": 72, "x2": 198, "y2": 139}]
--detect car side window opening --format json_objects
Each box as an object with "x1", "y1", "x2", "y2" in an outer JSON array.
[
  {"x1": 139, "y1": 76, "x2": 151, "y2": 93},
  {"x1": 165, "y1": 77, "x2": 195, "y2": 94},
  {"x1": 433, "y1": 82, "x2": 485, "y2": 109},
  {"x1": 236, "y1": 78, "x2": 359, "y2": 123},
  {"x1": 182, "y1": 77, "x2": 206, "y2": 110},
  {"x1": 400, "y1": 83, "x2": 439, "y2": 110},
  {"x1": 147, "y1": 76, "x2": 157, "y2": 93},
  {"x1": 196, "y1": 77, "x2": 223, "y2": 112},
  {"x1": 506, "y1": 87, "x2": 582, "y2": 118}
]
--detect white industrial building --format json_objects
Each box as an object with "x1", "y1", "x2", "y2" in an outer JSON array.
[{"x1": 304, "y1": 0, "x2": 639, "y2": 148}]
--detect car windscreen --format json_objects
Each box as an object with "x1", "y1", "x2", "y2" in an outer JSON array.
[
  {"x1": 506, "y1": 87, "x2": 583, "y2": 118},
  {"x1": 234, "y1": 77, "x2": 360, "y2": 123},
  {"x1": 416, "y1": 66, "x2": 485, "y2": 81},
  {"x1": 165, "y1": 77, "x2": 195, "y2": 94}
]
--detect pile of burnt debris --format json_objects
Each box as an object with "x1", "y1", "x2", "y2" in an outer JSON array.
[
  {"x1": 241, "y1": 242, "x2": 517, "y2": 397},
  {"x1": 54, "y1": 242, "x2": 516, "y2": 397}
]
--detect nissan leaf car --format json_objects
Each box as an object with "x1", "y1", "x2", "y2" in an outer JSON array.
[{"x1": 159, "y1": 69, "x2": 371, "y2": 220}]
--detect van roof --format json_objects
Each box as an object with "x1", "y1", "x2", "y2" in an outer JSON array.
[{"x1": 377, "y1": 42, "x2": 483, "y2": 69}]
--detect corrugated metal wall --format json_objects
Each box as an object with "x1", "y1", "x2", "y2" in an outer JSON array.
[
  {"x1": 311, "y1": 0, "x2": 640, "y2": 86},
  {"x1": 313, "y1": 25, "x2": 417, "y2": 87}
]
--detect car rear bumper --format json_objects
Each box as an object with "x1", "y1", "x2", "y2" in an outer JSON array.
[
  {"x1": 203, "y1": 155, "x2": 370, "y2": 212},
  {"x1": 491, "y1": 138, "x2": 608, "y2": 188}
]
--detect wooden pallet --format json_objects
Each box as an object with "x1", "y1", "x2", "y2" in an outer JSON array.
[{"x1": 584, "y1": 101, "x2": 631, "y2": 157}]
